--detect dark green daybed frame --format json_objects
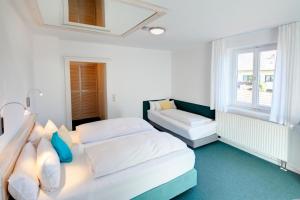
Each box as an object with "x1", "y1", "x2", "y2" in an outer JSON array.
[{"x1": 143, "y1": 99, "x2": 217, "y2": 148}]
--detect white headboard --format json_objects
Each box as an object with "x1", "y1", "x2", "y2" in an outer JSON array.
[{"x1": 0, "y1": 114, "x2": 35, "y2": 200}]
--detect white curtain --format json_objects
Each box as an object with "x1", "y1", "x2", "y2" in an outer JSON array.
[
  {"x1": 210, "y1": 39, "x2": 230, "y2": 112},
  {"x1": 270, "y1": 22, "x2": 300, "y2": 126}
]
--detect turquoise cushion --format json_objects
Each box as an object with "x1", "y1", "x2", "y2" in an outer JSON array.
[{"x1": 51, "y1": 132, "x2": 73, "y2": 163}]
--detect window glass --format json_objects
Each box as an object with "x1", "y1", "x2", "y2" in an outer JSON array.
[
  {"x1": 236, "y1": 52, "x2": 254, "y2": 104},
  {"x1": 259, "y1": 50, "x2": 277, "y2": 107}
]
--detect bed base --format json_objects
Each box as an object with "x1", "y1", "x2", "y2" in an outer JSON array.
[
  {"x1": 132, "y1": 169, "x2": 197, "y2": 200},
  {"x1": 149, "y1": 120, "x2": 218, "y2": 148}
]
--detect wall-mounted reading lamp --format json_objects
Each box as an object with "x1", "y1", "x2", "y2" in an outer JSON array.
[
  {"x1": 0, "y1": 102, "x2": 29, "y2": 136},
  {"x1": 26, "y1": 89, "x2": 43, "y2": 108}
]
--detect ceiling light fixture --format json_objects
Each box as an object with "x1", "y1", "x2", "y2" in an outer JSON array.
[{"x1": 149, "y1": 27, "x2": 166, "y2": 35}]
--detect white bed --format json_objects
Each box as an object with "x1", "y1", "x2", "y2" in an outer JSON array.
[
  {"x1": 0, "y1": 116, "x2": 196, "y2": 200},
  {"x1": 38, "y1": 143, "x2": 195, "y2": 200},
  {"x1": 148, "y1": 110, "x2": 217, "y2": 148}
]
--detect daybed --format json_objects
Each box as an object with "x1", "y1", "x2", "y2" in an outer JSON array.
[{"x1": 143, "y1": 99, "x2": 218, "y2": 148}]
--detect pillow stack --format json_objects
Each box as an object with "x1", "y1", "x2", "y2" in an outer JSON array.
[
  {"x1": 37, "y1": 138, "x2": 61, "y2": 192},
  {"x1": 42, "y1": 120, "x2": 73, "y2": 163},
  {"x1": 149, "y1": 99, "x2": 177, "y2": 111},
  {"x1": 8, "y1": 142, "x2": 39, "y2": 200},
  {"x1": 9, "y1": 120, "x2": 74, "y2": 200}
]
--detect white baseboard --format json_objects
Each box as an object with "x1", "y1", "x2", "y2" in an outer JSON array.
[
  {"x1": 218, "y1": 138, "x2": 300, "y2": 175},
  {"x1": 287, "y1": 163, "x2": 300, "y2": 175}
]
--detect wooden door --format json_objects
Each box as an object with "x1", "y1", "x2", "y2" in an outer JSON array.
[
  {"x1": 70, "y1": 62, "x2": 99, "y2": 120},
  {"x1": 97, "y1": 63, "x2": 106, "y2": 119}
]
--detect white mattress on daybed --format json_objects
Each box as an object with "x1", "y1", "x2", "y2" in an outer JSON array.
[
  {"x1": 148, "y1": 110, "x2": 217, "y2": 141},
  {"x1": 38, "y1": 140, "x2": 195, "y2": 200}
]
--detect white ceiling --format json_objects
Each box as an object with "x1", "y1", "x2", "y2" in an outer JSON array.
[
  {"x1": 36, "y1": 0, "x2": 160, "y2": 36},
  {"x1": 18, "y1": 0, "x2": 300, "y2": 50}
]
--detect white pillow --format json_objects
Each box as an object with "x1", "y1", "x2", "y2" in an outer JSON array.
[
  {"x1": 150, "y1": 99, "x2": 176, "y2": 111},
  {"x1": 58, "y1": 125, "x2": 72, "y2": 148},
  {"x1": 37, "y1": 138, "x2": 60, "y2": 192},
  {"x1": 28, "y1": 122, "x2": 45, "y2": 146},
  {"x1": 170, "y1": 100, "x2": 177, "y2": 109},
  {"x1": 44, "y1": 120, "x2": 58, "y2": 139},
  {"x1": 154, "y1": 101, "x2": 163, "y2": 110},
  {"x1": 149, "y1": 101, "x2": 156, "y2": 110},
  {"x1": 8, "y1": 142, "x2": 39, "y2": 200}
]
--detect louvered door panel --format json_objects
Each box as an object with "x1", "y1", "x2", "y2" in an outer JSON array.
[
  {"x1": 81, "y1": 64, "x2": 98, "y2": 91},
  {"x1": 81, "y1": 91, "x2": 99, "y2": 119},
  {"x1": 71, "y1": 92, "x2": 81, "y2": 120},
  {"x1": 70, "y1": 63, "x2": 80, "y2": 91},
  {"x1": 70, "y1": 62, "x2": 99, "y2": 120},
  {"x1": 70, "y1": 63, "x2": 81, "y2": 120}
]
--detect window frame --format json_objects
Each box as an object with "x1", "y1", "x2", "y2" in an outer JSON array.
[{"x1": 231, "y1": 44, "x2": 277, "y2": 113}]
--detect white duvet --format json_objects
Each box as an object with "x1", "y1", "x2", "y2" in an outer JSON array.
[
  {"x1": 84, "y1": 130, "x2": 187, "y2": 178},
  {"x1": 77, "y1": 118, "x2": 154, "y2": 144},
  {"x1": 159, "y1": 109, "x2": 212, "y2": 127}
]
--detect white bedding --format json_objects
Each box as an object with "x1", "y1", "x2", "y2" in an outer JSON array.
[
  {"x1": 38, "y1": 142, "x2": 195, "y2": 200},
  {"x1": 160, "y1": 109, "x2": 212, "y2": 127},
  {"x1": 148, "y1": 110, "x2": 217, "y2": 140},
  {"x1": 76, "y1": 118, "x2": 154, "y2": 144},
  {"x1": 85, "y1": 130, "x2": 187, "y2": 178}
]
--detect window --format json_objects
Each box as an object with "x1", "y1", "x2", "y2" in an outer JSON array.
[
  {"x1": 265, "y1": 75, "x2": 274, "y2": 82},
  {"x1": 233, "y1": 45, "x2": 277, "y2": 111}
]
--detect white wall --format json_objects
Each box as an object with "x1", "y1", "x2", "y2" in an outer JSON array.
[
  {"x1": 225, "y1": 28, "x2": 278, "y2": 49},
  {"x1": 33, "y1": 35, "x2": 172, "y2": 127},
  {"x1": 288, "y1": 125, "x2": 300, "y2": 174},
  {"x1": 0, "y1": 0, "x2": 34, "y2": 150},
  {"x1": 171, "y1": 43, "x2": 211, "y2": 106}
]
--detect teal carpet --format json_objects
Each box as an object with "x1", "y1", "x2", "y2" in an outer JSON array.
[{"x1": 173, "y1": 141, "x2": 300, "y2": 200}]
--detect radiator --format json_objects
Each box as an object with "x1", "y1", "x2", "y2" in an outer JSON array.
[{"x1": 217, "y1": 112, "x2": 289, "y2": 162}]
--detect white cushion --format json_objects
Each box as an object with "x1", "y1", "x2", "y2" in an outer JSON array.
[
  {"x1": 152, "y1": 99, "x2": 176, "y2": 110},
  {"x1": 149, "y1": 101, "x2": 156, "y2": 110},
  {"x1": 150, "y1": 99, "x2": 177, "y2": 111},
  {"x1": 44, "y1": 120, "x2": 58, "y2": 139},
  {"x1": 58, "y1": 125, "x2": 73, "y2": 148},
  {"x1": 28, "y1": 122, "x2": 45, "y2": 146},
  {"x1": 37, "y1": 138, "x2": 60, "y2": 192},
  {"x1": 8, "y1": 142, "x2": 39, "y2": 200},
  {"x1": 154, "y1": 101, "x2": 162, "y2": 110},
  {"x1": 170, "y1": 100, "x2": 177, "y2": 109}
]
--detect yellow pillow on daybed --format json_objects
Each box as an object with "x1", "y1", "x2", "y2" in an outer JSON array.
[{"x1": 160, "y1": 100, "x2": 172, "y2": 110}]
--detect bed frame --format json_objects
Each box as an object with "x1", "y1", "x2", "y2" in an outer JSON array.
[
  {"x1": 143, "y1": 99, "x2": 215, "y2": 121},
  {"x1": 148, "y1": 120, "x2": 218, "y2": 148},
  {"x1": 0, "y1": 114, "x2": 196, "y2": 200},
  {"x1": 133, "y1": 169, "x2": 197, "y2": 200},
  {"x1": 0, "y1": 114, "x2": 36, "y2": 200},
  {"x1": 143, "y1": 99, "x2": 218, "y2": 148}
]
